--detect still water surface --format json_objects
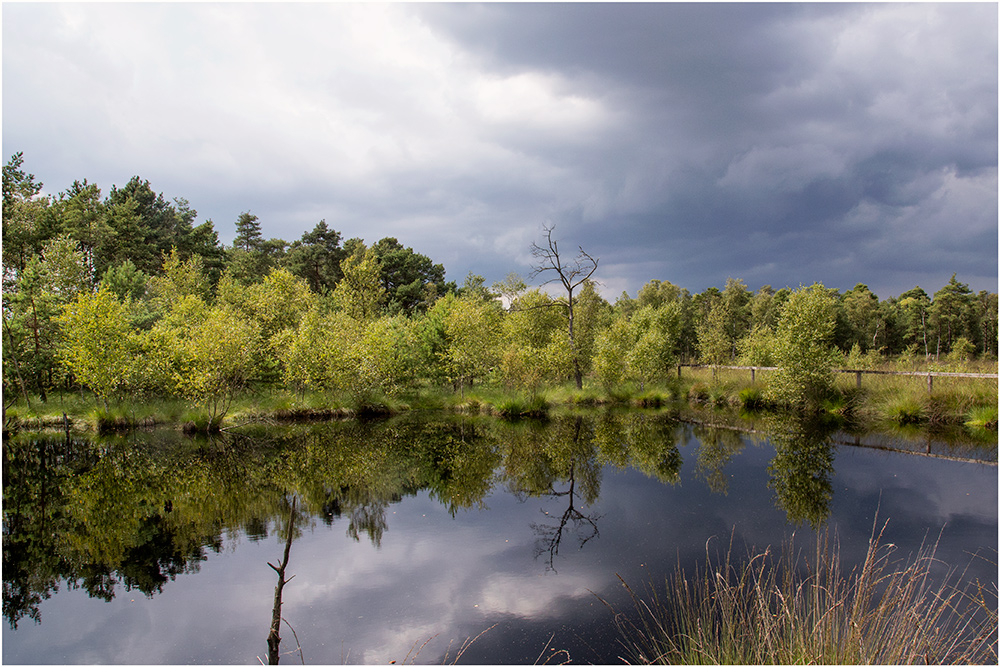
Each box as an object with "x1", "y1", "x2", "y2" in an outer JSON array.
[{"x1": 3, "y1": 411, "x2": 996, "y2": 664}]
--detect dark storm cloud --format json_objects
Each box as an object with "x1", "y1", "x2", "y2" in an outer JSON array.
[
  {"x1": 417, "y1": 3, "x2": 998, "y2": 297},
  {"x1": 3, "y1": 3, "x2": 995, "y2": 298}
]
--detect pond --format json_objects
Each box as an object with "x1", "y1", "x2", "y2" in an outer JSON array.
[{"x1": 3, "y1": 410, "x2": 997, "y2": 664}]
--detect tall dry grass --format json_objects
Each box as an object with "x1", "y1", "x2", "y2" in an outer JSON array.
[{"x1": 609, "y1": 523, "x2": 997, "y2": 664}]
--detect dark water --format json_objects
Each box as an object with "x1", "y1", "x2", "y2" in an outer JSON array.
[{"x1": 3, "y1": 410, "x2": 996, "y2": 664}]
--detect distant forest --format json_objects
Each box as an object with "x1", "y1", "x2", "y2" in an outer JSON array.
[{"x1": 3, "y1": 152, "x2": 997, "y2": 409}]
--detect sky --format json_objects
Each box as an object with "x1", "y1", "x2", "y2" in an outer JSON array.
[{"x1": 3, "y1": 2, "x2": 997, "y2": 300}]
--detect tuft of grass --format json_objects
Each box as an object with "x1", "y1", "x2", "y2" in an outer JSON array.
[
  {"x1": 687, "y1": 382, "x2": 710, "y2": 404},
  {"x1": 493, "y1": 394, "x2": 550, "y2": 419},
  {"x1": 90, "y1": 406, "x2": 135, "y2": 433},
  {"x1": 965, "y1": 405, "x2": 998, "y2": 430},
  {"x1": 707, "y1": 386, "x2": 731, "y2": 408},
  {"x1": 884, "y1": 396, "x2": 926, "y2": 425},
  {"x1": 180, "y1": 411, "x2": 224, "y2": 434},
  {"x1": 608, "y1": 524, "x2": 997, "y2": 665},
  {"x1": 635, "y1": 389, "x2": 671, "y2": 409},
  {"x1": 738, "y1": 386, "x2": 770, "y2": 411},
  {"x1": 570, "y1": 388, "x2": 611, "y2": 406}
]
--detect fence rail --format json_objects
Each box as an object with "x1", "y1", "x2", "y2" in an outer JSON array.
[
  {"x1": 678, "y1": 364, "x2": 998, "y2": 392},
  {"x1": 680, "y1": 418, "x2": 997, "y2": 466}
]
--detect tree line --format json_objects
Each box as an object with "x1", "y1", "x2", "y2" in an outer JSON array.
[{"x1": 3, "y1": 153, "x2": 997, "y2": 419}]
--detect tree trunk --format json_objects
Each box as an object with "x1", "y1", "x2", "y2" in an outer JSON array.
[{"x1": 267, "y1": 500, "x2": 297, "y2": 665}]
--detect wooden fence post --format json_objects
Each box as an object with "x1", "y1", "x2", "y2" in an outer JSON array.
[
  {"x1": 856, "y1": 371, "x2": 862, "y2": 389},
  {"x1": 927, "y1": 373, "x2": 933, "y2": 394},
  {"x1": 750, "y1": 367, "x2": 756, "y2": 384}
]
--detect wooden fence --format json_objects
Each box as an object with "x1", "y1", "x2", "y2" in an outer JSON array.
[{"x1": 679, "y1": 364, "x2": 998, "y2": 393}]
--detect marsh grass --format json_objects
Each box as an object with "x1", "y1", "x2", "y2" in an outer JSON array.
[
  {"x1": 608, "y1": 524, "x2": 997, "y2": 665},
  {"x1": 492, "y1": 393, "x2": 550, "y2": 419},
  {"x1": 966, "y1": 405, "x2": 999, "y2": 429},
  {"x1": 883, "y1": 395, "x2": 927, "y2": 426}
]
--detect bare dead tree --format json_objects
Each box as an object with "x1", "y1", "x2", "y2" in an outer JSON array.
[
  {"x1": 266, "y1": 499, "x2": 303, "y2": 665},
  {"x1": 530, "y1": 225, "x2": 599, "y2": 389}
]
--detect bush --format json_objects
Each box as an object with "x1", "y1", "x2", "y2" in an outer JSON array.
[
  {"x1": 767, "y1": 284, "x2": 838, "y2": 408},
  {"x1": 949, "y1": 337, "x2": 976, "y2": 363}
]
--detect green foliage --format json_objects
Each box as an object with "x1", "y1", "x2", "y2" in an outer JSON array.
[
  {"x1": 5, "y1": 154, "x2": 998, "y2": 420},
  {"x1": 274, "y1": 308, "x2": 335, "y2": 394},
  {"x1": 56, "y1": 287, "x2": 139, "y2": 406},
  {"x1": 333, "y1": 244, "x2": 386, "y2": 320},
  {"x1": 572, "y1": 280, "x2": 613, "y2": 376},
  {"x1": 737, "y1": 324, "x2": 777, "y2": 367},
  {"x1": 697, "y1": 299, "x2": 729, "y2": 366},
  {"x1": 149, "y1": 248, "x2": 210, "y2": 308},
  {"x1": 441, "y1": 294, "x2": 503, "y2": 391},
  {"x1": 841, "y1": 283, "x2": 881, "y2": 352},
  {"x1": 593, "y1": 315, "x2": 631, "y2": 390},
  {"x1": 594, "y1": 304, "x2": 680, "y2": 390},
  {"x1": 232, "y1": 211, "x2": 263, "y2": 252},
  {"x1": 767, "y1": 284, "x2": 839, "y2": 408},
  {"x1": 965, "y1": 405, "x2": 998, "y2": 429},
  {"x1": 948, "y1": 336, "x2": 976, "y2": 362},
  {"x1": 929, "y1": 274, "x2": 974, "y2": 356},
  {"x1": 738, "y1": 386, "x2": 767, "y2": 411},
  {"x1": 499, "y1": 289, "x2": 573, "y2": 393},
  {"x1": 171, "y1": 305, "x2": 262, "y2": 423},
  {"x1": 39, "y1": 234, "x2": 92, "y2": 298},
  {"x1": 493, "y1": 393, "x2": 550, "y2": 419},
  {"x1": 282, "y1": 220, "x2": 346, "y2": 294},
  {"x1": 371, "y1": 236, "x2": 451, "y2": 315},
  {"x1": 101, "y1": 259, "x2": 149, "y2": 302}
]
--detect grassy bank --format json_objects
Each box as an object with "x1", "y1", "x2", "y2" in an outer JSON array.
[
  {"x1": 677, "y1": 363, "x2": 998, "y2": 432},
  {"x1": 4, "y1": 363, "x2": 996, "y2": 437},
  {"x1": 608, "y1": 525, "x2": 997, "y2": 664}
]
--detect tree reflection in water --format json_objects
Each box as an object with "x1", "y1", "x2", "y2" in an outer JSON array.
[
  {"x1": 767, "y1": 415, "x2": 837, "y2": 528},
  {"x1": 3, "y1": 411, "x2": 847, "y2": 634}
]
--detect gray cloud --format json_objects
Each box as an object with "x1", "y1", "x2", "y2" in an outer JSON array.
[{"x1": 3, "y1": 2, "x2": 995, "y2": 298}]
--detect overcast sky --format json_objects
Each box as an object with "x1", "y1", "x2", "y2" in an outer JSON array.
[{"x1": 3, "y1": 2, "x2": 997, "y2": 299}]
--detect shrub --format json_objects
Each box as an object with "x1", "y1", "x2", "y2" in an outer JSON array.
[{"x1": 767, "y1": 284, "x2": 839, "y2": 409}]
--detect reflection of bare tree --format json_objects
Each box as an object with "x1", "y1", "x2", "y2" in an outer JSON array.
[
  {"x1": 531, "y1": 460, "x2": 602, "y2": 572},
  {"x1": 266, "y1": 499, "x2": 303, "y2": 665}
]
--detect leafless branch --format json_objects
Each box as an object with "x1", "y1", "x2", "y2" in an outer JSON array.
[{"x1": 529, "y1": 225, "x2": 599, "y2": 292}]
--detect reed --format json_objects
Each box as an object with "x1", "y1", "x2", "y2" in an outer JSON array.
[{"x1": 608, "y1": 524, "x2": 997, "y2": 665}]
